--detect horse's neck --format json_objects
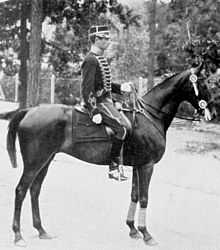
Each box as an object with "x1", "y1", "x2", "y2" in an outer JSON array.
[{"x1": 142, "y1": 77, "x2": 183, "y2": 131}]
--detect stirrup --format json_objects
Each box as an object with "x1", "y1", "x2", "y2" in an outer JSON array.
[{"x1": 108, "y1": 165, "x2": 128, "y2": 182}]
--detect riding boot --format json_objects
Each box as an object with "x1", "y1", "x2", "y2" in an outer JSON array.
[{"x1": 109, "y1": 139, "x2": 128, "y2": 181}]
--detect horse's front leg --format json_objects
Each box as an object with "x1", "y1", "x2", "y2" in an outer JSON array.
[
  {"x1": 137, "y1": 164, "x2": 157, "y2": 245},
  {"x1": 126, "y1": 167, "x2": 141, "y2": 239}
]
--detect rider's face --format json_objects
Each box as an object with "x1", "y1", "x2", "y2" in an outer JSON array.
[{"x1": 95, "y1": 36, "x2": 110, "y2": 51}]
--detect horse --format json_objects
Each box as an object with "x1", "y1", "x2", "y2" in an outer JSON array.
[{"x1": 5, "y1": 64, "x2": 215, "y2": 247}]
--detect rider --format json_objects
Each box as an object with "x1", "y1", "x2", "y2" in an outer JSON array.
[{"x1": 81, "y1": 25, "x2": 132, "y2": 181}]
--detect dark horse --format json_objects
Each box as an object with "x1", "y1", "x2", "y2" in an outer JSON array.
[{"x1": 5, "y1": 65, "x2": 214, "y2": 247}]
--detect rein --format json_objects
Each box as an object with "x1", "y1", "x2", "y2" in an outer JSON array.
[
  {"x1": 139, "y1": 100, "x2": 200, "y2": 122},
  {"x1": 121, "y1": 90, "x2": 166, "y2": 137}
]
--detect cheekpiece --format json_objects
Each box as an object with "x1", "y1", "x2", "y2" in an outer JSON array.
[
  {"x1": 198, "y1": 100, "x2": 208, "y2": 109},
  {"x1": 88, "y1": 25, "x2": 110, "y2": 39},
  {"x1": 189, "y1": 73, "x2": 198, "y2": 83}
]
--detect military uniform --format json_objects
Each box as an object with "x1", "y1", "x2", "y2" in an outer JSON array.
[
  {"x1": 80, "y1": 25, "x2": 131, "y2": 181},
  {"x1": 81, "y1": 52, "x2": 131, "y2": 140}
]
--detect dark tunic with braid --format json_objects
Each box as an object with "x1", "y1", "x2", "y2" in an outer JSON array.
[{"x1": 81, "y1": 52, "x2": 131, "y2": 140}]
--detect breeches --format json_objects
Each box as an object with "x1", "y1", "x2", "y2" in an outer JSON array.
[{"x1": 97, "y1": 102, "x2": 131, "y2": 140}]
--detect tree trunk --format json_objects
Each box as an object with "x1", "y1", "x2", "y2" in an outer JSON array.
[
  {"x1": 19, "y1": 0, "x2": 28, "y2": 108},
  {"x1": 147, "y1": 0, "x2": 156, "y2": 90},
  {"x1": 27, "y1": 0, "x2": 42, "y2": 107}
]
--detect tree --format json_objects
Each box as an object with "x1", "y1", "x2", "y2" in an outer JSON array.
[
  {"x1": 19, "y1": 0, "x2": 29, "y2": 108},
  {"x1": 158, "y1": 0, "x2": 220, "y2": 71},
  {"x1": 113, "y1": 26, "x2": 149, "y2": 81},
  {"x1": 27, "y1": 0, "x2": 43, "y2": 107},
  {"x1": 0, "y1": 0, "x2": 140, "y2": 106},
  {"x1": 0, "y1": 0, "x2": 32, "y2": 107},
  {"x1": 146, "y1": 0, "x2": 157, "y2": 90},
  {"x1": 47, "y1": 0, "x2": 141, "y2": 77}
]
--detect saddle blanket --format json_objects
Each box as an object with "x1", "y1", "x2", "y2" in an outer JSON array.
[{"x1": 73, "y1": 109, "x2": 110, "y2": 143}]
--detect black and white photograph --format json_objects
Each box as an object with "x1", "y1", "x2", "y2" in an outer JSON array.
[{"x1": 0, "y1": 0, "x2": 220, "y2": 249}]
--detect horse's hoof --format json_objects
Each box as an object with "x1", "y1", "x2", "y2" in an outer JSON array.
[
  {"x1": 129, "y1": 231, "x2": 142, "y2": 239},
  {"x1": 39, "y1": 232, "x2": 54, "y2": 240},
  {"x1": 144, "y1": 237, "x2": 158, "y2": 246},
  {"x1": 14, "y1": 237, "x2": 27, "y2": 247}
]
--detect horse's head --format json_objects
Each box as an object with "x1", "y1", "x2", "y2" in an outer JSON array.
[
  {"x1": 182, "y1": 39, "x2": 220, "y2": 120},
  {"x1": 182, "y1": 62, "x2": 216, "y2": 121}
]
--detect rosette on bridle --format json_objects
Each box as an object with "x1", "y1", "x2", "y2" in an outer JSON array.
[{"x1": 189, "y1": 68, "x2": 212, "y2": 121}]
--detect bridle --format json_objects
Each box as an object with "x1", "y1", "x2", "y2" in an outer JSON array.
[
  {"x1": 189, "y1": 67, "x2": 212, "y2": 121},
  {"x1": 122, "y1": 67, "x2": 212, "y2": 129}
]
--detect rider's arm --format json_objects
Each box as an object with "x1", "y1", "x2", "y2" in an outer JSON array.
[
  {"x1": 111, "y1": 82, "x2": 122, "y2": 94},
  {"x1": 81, "y1": 56, "x2": 99, "y2": 117},
  {"x1": 112, "y1": 82, "x2": 133, "y2": 94}
]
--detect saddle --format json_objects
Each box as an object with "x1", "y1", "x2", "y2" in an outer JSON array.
[
  {"x1": 72, "y1": 105, "x2": 114, "y2": 143},
  {"x1": 72, "y1": 90, "x2": 141, "y2": 143}
]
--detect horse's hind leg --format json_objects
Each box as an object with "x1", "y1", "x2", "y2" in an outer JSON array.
[
  {"x1": 30, "y1": 158, "x2": 53, "y2": 239},
  {"x1": 12, "y1": 169, "x2": 40, "y2": 246},
  {"x1": 126, "y1": 167, "x2": 141, "y2": 239},
  {"x1": 13, "y1": 139, "x2": 57, "y2": 245}
]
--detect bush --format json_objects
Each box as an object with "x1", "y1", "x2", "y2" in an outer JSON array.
[
  {"x1": 0, "y1": 69, "x2": 81, "y2": 106},
  {"x1": 55, "y1": 77, "x2": 81, "y2": 105},
  {"x1": 1, "y1": 74, "x2": 16, "y2": 101}
]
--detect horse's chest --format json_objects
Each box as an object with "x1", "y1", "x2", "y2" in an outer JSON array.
[
  {"x1": 145, "y1": 132, "x2": 165, "y2": 158},
  {"x1": 132, "y1": 128, "x2": 166, "y2": 164}
]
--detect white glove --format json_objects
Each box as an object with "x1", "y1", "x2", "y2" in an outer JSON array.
[
  {"x1": 121, "y1": 82, "x2": 133, "y2": 92},
  {"x1": 92, "y1": 113, "x2": 102, "y2": 124},
  {"x1": 115, "y1": 101, "x2": 122, "y2": 110}
]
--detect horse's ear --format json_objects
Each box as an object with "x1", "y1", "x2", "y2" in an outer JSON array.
[{"x1": 193, "y1": 61, "x2": 204, "y2": 75}]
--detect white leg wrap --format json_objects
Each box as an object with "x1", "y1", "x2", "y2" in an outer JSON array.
[
  {"x1": 138, "y1": 208, "x2": 146, "y2": 228},
  {"x1": 127, "y1": 201, "x2": 137, "y2": 221}
]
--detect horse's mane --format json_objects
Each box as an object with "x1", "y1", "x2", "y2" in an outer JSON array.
[
  {"x1": 155, "y1": 72, "x2": 180, "y2": 86},
  {"x1": 147, "y1": 69, "x2": 191, "y2": 94},
  {"x1": 139, "y1": 69, "x2": 193, "y2": 105}
]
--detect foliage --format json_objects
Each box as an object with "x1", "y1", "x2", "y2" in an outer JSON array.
[
  {"x1": 55, "y1": 76, "x2": 81, "y2": 105},
  {"x1": 0, "y1": 0, "x2": 141, "y2": 106},
  {"x1": 0, "y1": 0, "x2": 140, "y2": 72},
  {"x1": 156, "y1": 0, "x2": 220, "y2": 72},
  {"x1": 45, "y1": 0, "x2": 141, "y2": 100},
  {"x1": 112, "y1": 26, "x2": 149, "y2": 81},
  {"x1": 47, "y1": 0, "x2": 141, "y2": 78},
  {"x1": 0, "y1": 74, "x2": 16, "y2": 101}
]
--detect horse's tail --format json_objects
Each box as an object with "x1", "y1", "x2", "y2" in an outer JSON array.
[
  {"x1": 0, "y1": 109, "x2": 19, "y2": 120},
  {"x1": 7, "y1": 109, "x2": 28, "y2": 168}
]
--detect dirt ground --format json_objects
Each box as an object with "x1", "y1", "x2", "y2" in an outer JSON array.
[{"x1": 1, "y1": 119, "x2": 220, "y2": 250}]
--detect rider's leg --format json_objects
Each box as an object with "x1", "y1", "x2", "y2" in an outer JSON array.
[
  {"x1": 97, "y1": 102, "x2": 130, "y2": 180},
  {"x1": 109, "y1": 137, "x2": 124, "y2": 170},
  {"x1": 108, "y1": 125, "x2": 128, "y2": 181},
  {"x1": 100, "y1": 114, "x2": 127, "y2": 180},
  {"x1": 109, "y1": 137, "x2": 128, "y2": 181}
]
